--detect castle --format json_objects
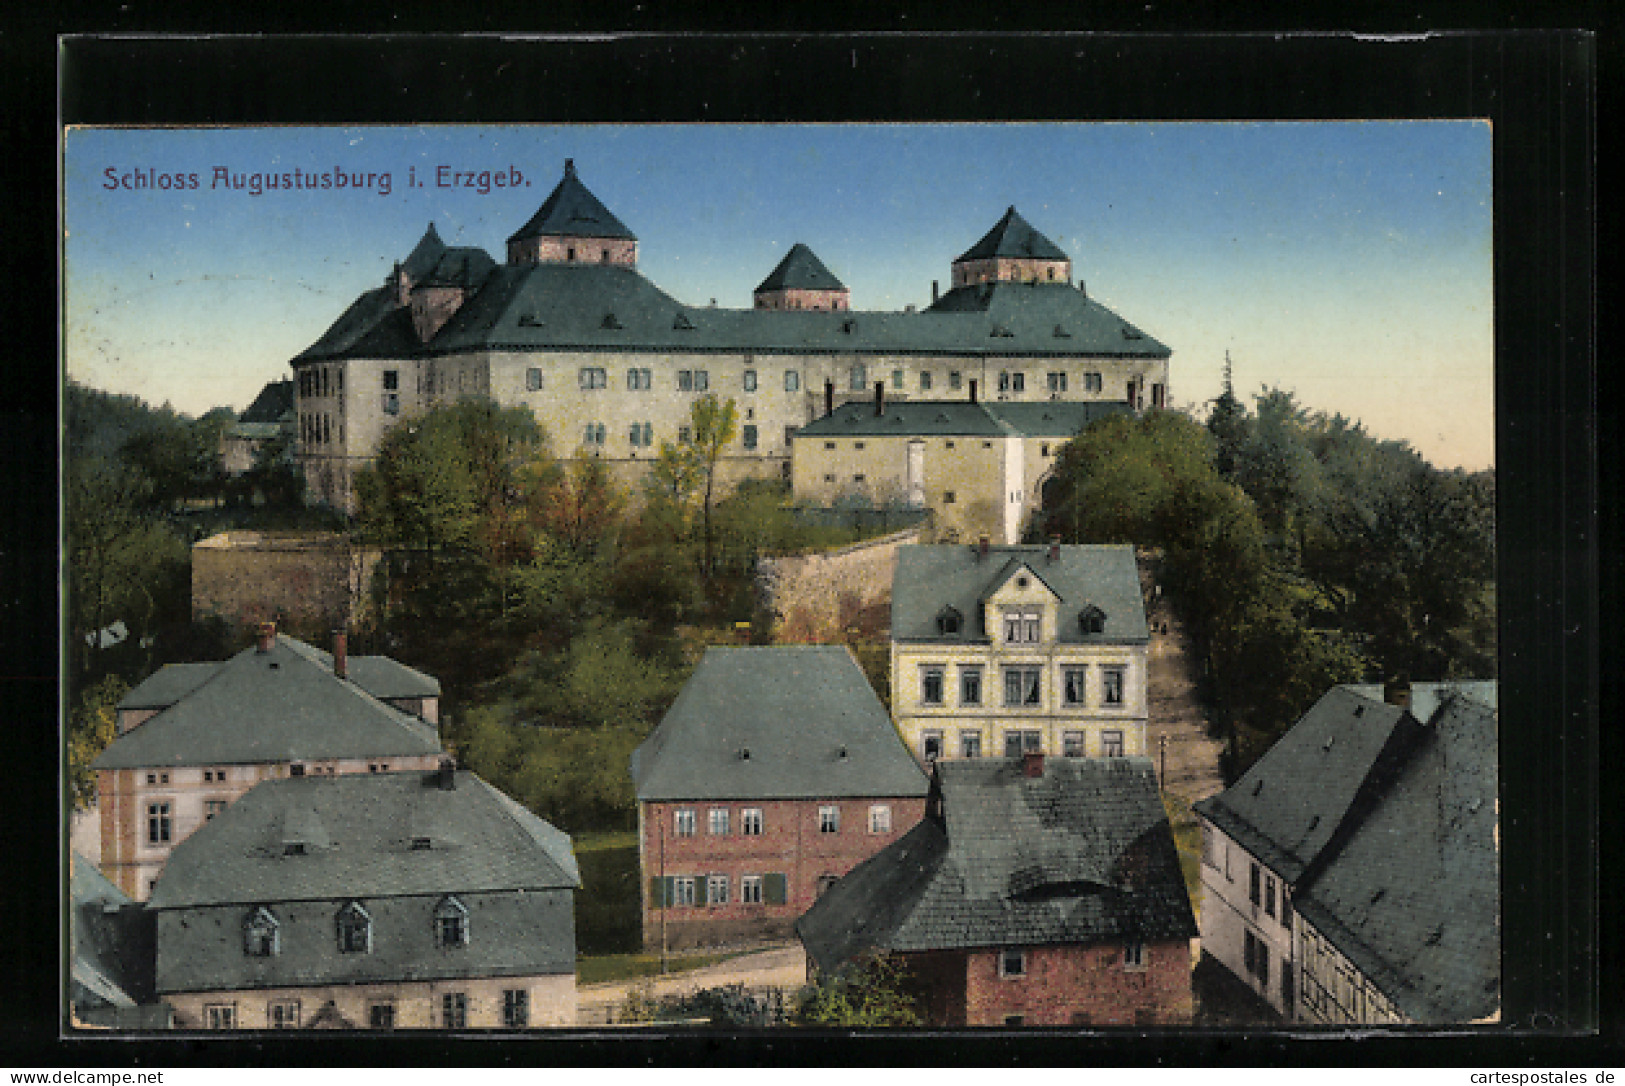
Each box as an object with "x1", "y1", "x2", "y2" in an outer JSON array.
[{"x1": 291, "y1": 160, "x2": 1172, "y2": 512}]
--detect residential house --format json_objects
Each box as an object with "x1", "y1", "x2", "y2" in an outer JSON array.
[
  {"x1": 93, "y1": 624, "x2": 444, "y2": 900},
  {"x1": 148, "y1": 764, "x2": 580, "y2": 1030},
  {"x1": 792, "y1": 394, "x2": 1131, "y2": 545},
  {"x1": 69, "y1": 853, "x2": 169, "y2": 1030},
  {"x1": 629, "y1": 645, "x2": 929, "y2": 952},
  {"x1": 1192, "y1": 681, "x2": 1498, "y2": 1023},
  {"x1": 290, "y1": 161, "x2": 1171, "y2": 512},
  {"x1": 219, "y1": 378, "x2": 295, "y2": 476},
  {"x1": 796, "y1": 753, "x2": 1197, "y2": 1027},
  {"x1": 889, "y1": 542, "x2": 1150, "y2": 766}
]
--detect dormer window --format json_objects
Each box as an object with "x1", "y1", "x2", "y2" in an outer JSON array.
[
  {"x1": 1079, "y1": 606, "x2": 1107, "y2": 635},
  {"x1": 936, "y1": 606, "x2": 963, "y2": 636},
  {"x1": 336, "y1": 901, "x2": 372, "y2": 954},
  {"x1": 435, "y1": 896, "x2": 470, "y2": 948},
  {"x1": 1003, "y1": 608, "x2": 1041, "y2": 644},
  {"x1": 243, "y1": 907, "x2": 280, "y2": 957},
  {"x1": 411, "y1": 836, "x2": 433, "y2": 851}
]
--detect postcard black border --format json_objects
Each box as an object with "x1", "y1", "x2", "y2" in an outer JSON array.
[{"x1": 12, "y1": 25, "x2": 1608, "y2": 1066}]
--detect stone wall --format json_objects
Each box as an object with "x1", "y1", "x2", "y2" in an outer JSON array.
[
  {"x1": 191, "y1": 531, "x2": 382, "y2": 633},
  {"x1": 755, "y1": 527, "x2": 926, "y2": 643}
]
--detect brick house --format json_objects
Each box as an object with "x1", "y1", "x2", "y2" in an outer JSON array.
[
  {"x1": 889, "y1": 541, "x2": 1150, "y2": 767},
  {"x1": 1192, "y1": 681, "x2": 1498, "y2": 1023},
  {"x1": 630, "y1": 645, "x2": 929, "y2": 952},
  {"x1": 148, "y1": 765, "x2": 580, "y2": 1030},
  {"x1": 92, "y1": 624, "x2": 444, "y2": 900},
  {"x1": 796, "y1": 754, "x2": 1196, "y2": 1027}
]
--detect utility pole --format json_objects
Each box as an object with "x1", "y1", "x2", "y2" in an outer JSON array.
[
  {"x1": 659, "y1": 816, "x2": 667, "y2": 976},
  {"x1": 1159, "y1": 734, "x2": 1168, "y2": 788}
]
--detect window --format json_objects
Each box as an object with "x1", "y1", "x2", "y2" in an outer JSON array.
[
  {"x1": 1084, "y1": 372, "x2": 1103, "y2": 392},
  {"x1": 146, "y1": 773, "x2": 156, "y2": 785},
  {"x1": 629, "y1": 421, "x2": 654, "y2": 447},
  {"x1": 578, "y1": 367, "x2": 607, "y2": 389},
  {"x1": 1265, "y1": 874, "x2": 1277, "y2": 918},
  {"x1": 818, "y1": 805, "x2": 840, "y2": 833},
  {"x1": 948, "y1": 371, "x2": 962, "y2": 390},
  {"x1": 816, "y1": 875, "x2": 840, "y2": 897},
  {"x1": 1244, "y1": 931, "x2": 1271, "y2": 988},
  {"x1": 290, "y1": 764, "x2": 305, "y2": 777},
  {"x1": 742, "y1": 424, "x2": 758, "y2": 450},
  {"x1": 436, "y1": 895, "x2": 469, "y2": 948},
  {"x1": 891, "y1": 368, "x2": 905, "y2": 390},
  {"x1": 1102, "y1": 730, "x2": 1125, "y2": 758},
  {"x1": 1102, "y1": 667, "x2": 1125, "y2": 705},
  {"x1": 785, "y1": 369, "x2": 801, "y2": 392},
  {"x1": 336, "y1": 901, "x2": 372, "y2": 954},
  {"x1": 921, "y1": 667, "x2": 945, "y2": 705},
  {"x1": 441, "y1": 992, "x2": 468, "y2": 1029},
  {"x1": 146, "y1": 803, "x2": 171, "y2": 845},
  {"x1": 674, "y1": 808, "x2": 696, "y2": 837},
  {"x1": 672, "y1": 876, "x2": 697, "y2": 907},
  {"x1": 383, "y1": 393, "x2": 400, "y2": 416},
  {"x1": 942, "y1": 490, "x2": 956, "y2": 504},
  {"x1": 960, "y1": 730, "x2": 982, "y2": 759},
  {"x1": 626, "y1": 367, "x2": 652, "y2": 390},
  {"x1": 503, "y1": 989, "x2": 530, "y2": 1028},
  {"x1": 1063, "y1": 667, "x2": 1088, "y2": 705},
  {"x1": 678, "y1": 425, "x2": 693, "y2": 444},
  {"x1": 525, "y1": 367, "x2": 544, "y2": 391},
  {"x1": 1003, "y1": 609, "x2": 1041, "y2": 643},
  {"x1": 694, "y1": 370, "x2": 710, "y2": 391},
  {"x1": 708, "y1": 808, "x2": 731, "y2": 836},
  {"x1": 1011, "y1": 372, "x2": 1026, "y2": 392},
  {"x1": 743, "y1": 369, "x2": 758, "y2": 392},
  {"x1": 849, "y1": 363, "x2": 867, "y2": 391},
  {"x1": 1250, "y1": 862, "x2": 1262, "y2": 906},
  {"x1": 269, "y1": 1000, "x2": 300, "y2": 1029},
  {"x1": 998, "y1": 371, "x2": 1011, "y2": 392},
  {"x1": 582, "y1": 422, "x2": 606, "y2": 446},
  {"x1": 959, "y1": 666, "x2": 982, "y2": 704},
  {"x1": 1281, "y1": 889, "x2": 1294, "y2": 930},
  {"x1": 1063, "y1": 730, "x2": 1086, "y2": 758},
  {"x1": 1048, "y1": 372, "x2": 1068, "y2": 393},
  {"x1": 868, "y1": 805, "x2": 892, "y2": 834},
  {"x1": 1004, "y1": 730, "x2": 1043, "y2": 757},
  {"x1": 1000, "y1": 949, "x2": 1027, "y2": 978},
  {"x1": 1123, "y1": 941, "x2": 1145, "y2": 969},
  {"x1": 383, "y1": 370, "x2": 399, "y2": 391},
  {"x1": 1080, "y1": 606, "x2": 1107, "y2": 634},
  {"x1": 936, "y1": 607, "x2": 962, "y2": 635},
  {"x1": 243, "y1": 907, "x2": 279, "y2": 957},
  {"x1": 206, "y1": 799, "x2": 228, "y2": 821},
  {"x1": 205, "y1": 1004, "x2": 236, "y2": 1030},
  {"x1": 707, "y1": 874, "x2": 730, "y2": 905},
  {"x1": 368, "y1": 1002, "x2": 396, "y2": 1030},
  {"x1": 741, "y1": 875, "x2": 764, "y2": 904},
  {"x1": 1003, "y1": 667, "x2": 1042, "y2": 707},
  {"x1": 921, "y1": 731, "x2": 944, "y2": 762}
]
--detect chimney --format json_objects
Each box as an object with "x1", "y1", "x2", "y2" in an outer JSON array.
[
  {"x1": 332, "y1": 629, "x2": 348, "y2": 679},
  {"x1": 932, "y1": 279, "x2": 939, "y2": 304},
  {"x1": 1048, "y1": 536, "x2": 1061, "y2": 563},
  {"x1": 874, "y1": 381, "x2": 885, "y2": 417},
  {"x1": 1383, "y1": 675, "x2": 1413, "y2": 710},
  {"x1": 978, "y1": 535, "x2": 990, "y2": 561},
  {"x1": 1023, "y1": 750, "x2": 1045, "y2": 778},
  {"x1": 824, "y1": 380, "x2": 835, "y2": 418},
  {"x1": 437, "y1": 757, "x2": 457, "y2": 791},
  {"x1": 256, "y1": 622, "x2": 276, "y2": 653},
  {"x1": 969, "y1": 379, "x2": 978, "y2": 405},
  {"x1": 563, "y1": 158, "x2": 576, "y2": 179}
]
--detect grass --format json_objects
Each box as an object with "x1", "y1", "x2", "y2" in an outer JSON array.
[
  {"x1": 574, "y1": 841, "x2": 642, "y2": 956},
  {"x1": 576, "y1": 949, "x2": 748, "y2": 986},
  {"x1": 574, "y1": 830, "x2": 638, "y2": 853},
  {"x1": 1162, "y1": 791, "x2": 1204, "y2": 922}
]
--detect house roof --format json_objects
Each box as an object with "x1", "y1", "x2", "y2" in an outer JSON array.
[
  {"x1": 1192, "y1": 687, "x2": 1414, "y2": 885},
  {"x1": 415, "y1": 246, "x2": 497, "y2": 291},
  {"x1": 1341, "y1": 681, "x2": 1497, "y2": 724},
  {"x1": 505, "y1": 160, "x2": 637, "y2": 244},
  {"x1": 890, "y1": 543, "x2": 1148, "y2": 645},
  {"x1": 796, "y1": 758, "x2": 1196, "y2": 971},
  {"x1": 1291, "y1": 694, "x2": 1499, "y2": 1022},
  {"x1": 756, "y1": 243, "x2": 847, "y2": 293},
  {"x1": 149, "y1": 769, "x2": 579, "y2": 909},
  {"x1": 400, "y1": 223, "x2": 448, "y2": 282},
  {"x1": 795, "y1": 399, "x2": 1131, "y2": 439},
  {"x1": 95, "y1": 635, "x2": 442, "y2": 770},
  {"x1": 118, "y1": 662, "x2": 221, "y2": 710},
  {"x1": 955, "y1": 206, "x2": 1071, "y2": 263},
  {"x1": 70, "y1": 853, "x2": 156, "y2": 1010},
  {"x1": 237, "y1": 379, "x2": 294, "y2": 425},
  {"x1": 630, "y1": 646, "x2": 929, "y2": 803}
]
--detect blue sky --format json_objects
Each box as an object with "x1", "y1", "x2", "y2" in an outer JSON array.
[{"x1": 63, "y1": 122, "x2": 1493, "y2": 469}]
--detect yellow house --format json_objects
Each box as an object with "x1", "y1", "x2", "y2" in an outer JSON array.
[
  {"x1": 889, "y1": 542, "x2": 1149, "y2": 764},
  {"x1": 792, "y1": 394, "x2": 1132, "y2": 544}
]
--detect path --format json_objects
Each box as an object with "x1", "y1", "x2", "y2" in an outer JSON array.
[
  {"x1": 1138, "y1": 551, "x2": 1226, "y2": 806},
  {"x1": 576, "y1": 943, "x2": 807, "y2": 1026}
]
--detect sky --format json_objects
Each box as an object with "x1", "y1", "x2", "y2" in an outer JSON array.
[{"x1": 62, "y1": 123, "x2": 1493, "y2": 470}]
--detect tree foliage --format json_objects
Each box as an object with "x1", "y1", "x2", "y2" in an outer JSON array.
[
  {"x1": 68, "y1": 675, "x2": 128, "y2": 809},
  {"x1": 794, "y1": 953, "x2": 923, "y2": 1027}
]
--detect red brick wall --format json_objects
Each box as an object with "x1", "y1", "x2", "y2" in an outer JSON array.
[
  {"x1": 898, "y1": 949, "x2": 968, "y2": 1026},
  {"x1": 961, "y1": 939, "x2": 1193, "y2": 1026},
  {"x1": 755, "y1": 288, "x2": 850, "y2": 312},
  {"x1": 640, "y1": 795, "x2": 925, "y2": 950},
  {"x1": 507, "y1": 236, "x2": 637, "y2": 266}
]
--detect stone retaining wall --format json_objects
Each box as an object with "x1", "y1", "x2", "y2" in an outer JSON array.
[{"x1": 755, "y1": 527, "x2": 924, "y2": 643}]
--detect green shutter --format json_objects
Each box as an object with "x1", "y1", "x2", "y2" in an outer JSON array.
[
  {"x1": 649, "y1": 877, "x2": 674, "y2": 909},
  {"x1": 764, "y1": 873, "x2": 788, "y2": 906},
  {"x1": 696, "y1": 875, "x2": 708, "y2": 907}
]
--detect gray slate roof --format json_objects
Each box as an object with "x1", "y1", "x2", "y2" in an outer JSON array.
[
  {"x1": 955, "y1": 206, "x2": 1071, "y2": 263},
  {"x1": 756, "y1": 243, "x2": 846, "y2": 293},
  {"x1": 149, "y1": 769, "x2": 579, "y2": 908},
  {"x1": 506, "y1": 160, "x2": 637, "y2": 243},
  {"x1": 237, "y1": 379, "x2": 294, "y2": 425},
  {"x1": 796, "y1": 758, "x2": 1196, "y2": 971},
  {"x1": 890, "y1": 543, "x2": 1148, "y2": 645},
  {"x1": 96, "y1": 635, "x2": 442, "y2": 770},
  {"x1": 630, "y1": 646, "x2": 928, "y2": 803},
  {"x1": 1342, "y1": 681, "x2": 1497, "y2": 724},
  {"x1": 796, "y1": 399, "x2": 1131, "y2": 439},
  {"x1": 1291, "y1": 695, "x2": 1499, "y2": 1022},
  {"x1": 400, "y1": 223, "x2": 448, "y2": 282},
  {"x1": 1193, "y1": 687, "x2": 1414, "y2": 885},
  {"x1": 71, "y1": 853, "x2": 156, "y2": 1010},
  {"x1": 417, "y1": 246, "x2": 497, "y2": 290}
]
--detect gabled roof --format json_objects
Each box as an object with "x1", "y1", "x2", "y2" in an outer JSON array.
[
  {"x1": 94, "y1": 635, "x2": 442, "y2": 770},
  {"x1": 756, "y1": 243, "x2": 847, "y2": 293},
  {"x1": 1290, "y1": 694, "x2": 1499, "y2": 1022},
  {"x1": 291, "y1": 286, "x2": 413, "y2": 364},
  {"x1": 890, "y1": 543, "x2": 1148, "y2": 645},
  {"x1": 149, "y1": 769, "x2": 579, "y2": 909},
  {"x1": 506, "y1": 160, "x2": 636, "y2": 244},
  {"x1": 400, "y1": 223, "x2": 448, "y2": 282},
  {"x1": 70, "y1": 854, "x2": 156, "y2": 1010},
  {"x1": 630, "y1": 646, "x2": 928, "y2": 802},
  {"x1": 955, "y1": 206, "x2": 1070, "y2": 263},
  {"x1": 795, "y1": 399, "x2": 1132, "y2": 440},
  {"x1": 118, "y1": 662, "x2": 221, "y2": 710},
  {"x1": 1193, "y1": 687, "x2": 1415, "y2": 885},
  {"x1": 796, "y1": 758, "x2": 1195, "y2": 971},
  {"x1": 237, "y1": 379, "x2": 294, "y2": 425}
]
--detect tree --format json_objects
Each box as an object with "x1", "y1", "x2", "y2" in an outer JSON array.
[
  {"x1": 689, "y1": 394, "x2": 739, "y2": 579},
  {"x1": 795, "y1": 953, "x2": 922, "y2": 1027},
  {"x1": 526, "y1": 455, "x2": 626, "y2": 560},
  {"x1": 68, "y1": 674, "x2": 127, "y2": 809},
  {"x1": 1206, "y1": 351, "x2": 1250, "y2": 480}
]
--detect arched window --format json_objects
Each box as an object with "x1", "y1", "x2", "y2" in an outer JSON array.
[
  {"x1": 435, "y1": 896, "x2": 469, "y2": 949},
  {"x1": 336, "y1": 901, "x2": 372, "y2": 954},
  {"x1": 936, "y1": 606, "x2": 963, "y2": 636},
  {"x1": 243, "y1": 907, "x2": 279, "y2": 957},
  {"x1": 1079, "y1": 606, "x2": 1107, "y2": 635}
]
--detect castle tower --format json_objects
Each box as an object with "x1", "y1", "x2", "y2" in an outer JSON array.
[
  {"x1": 950, "y1": 206, "x2": 1072, "y2": 288},
  {"x1": 393, "y1": 223, "x2": 448, "y2": 304},
  {"x1": 505, "y1": 159, "x2": 638, "y2": 267},
  {"x1": 753, "y1": 242, "x2": 851, "y2": 311}
]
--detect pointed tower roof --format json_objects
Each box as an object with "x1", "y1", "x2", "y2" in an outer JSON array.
[
  {"x1": 506, "y1": 159, "x2": 636, "y2": 245},
  {"x1": 755, "y1": 242, "x2": 847, "y2": 293},
  {"x1": 956, "y1": 206, "x2": 1069, "y2": 262},
  {"x1": 400, "y1": 223, "x2": 448, "y2": 282}
]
